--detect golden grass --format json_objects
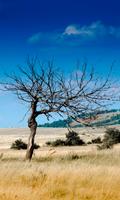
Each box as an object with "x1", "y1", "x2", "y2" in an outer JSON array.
[{"x1": 0, "y1": 149, "x2": 120, "y2": 200}]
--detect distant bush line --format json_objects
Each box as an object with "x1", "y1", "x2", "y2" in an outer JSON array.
[
  {"x1": 46, "y1": 128, "x2": 120, "y2": 148},
  {"x1": 11, "y1": 127, "x2": 120, "y2": 150},
  {"x1": 46, "y1": 131, "x2": 85, "y2": 147}
]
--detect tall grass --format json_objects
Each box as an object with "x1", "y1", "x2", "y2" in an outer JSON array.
[{"x1": 0, "y1": 150, "x2": 120, "y2": 200}]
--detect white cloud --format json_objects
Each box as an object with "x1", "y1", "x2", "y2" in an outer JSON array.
[
  {"x1": 63, "y1": 25, "x2": 82, "y2": 35},
  {"x1": 63, "y1": 21, "x2": 107, "y2": 38},
  {"x1": 27, "y1": 21, "x2": 120, "y2": 47},
  {"x1": 63, "y1": 21, "x2": 120, "y2": 39},
  {"x1": 27, "y1": 32, "x2": 60, "y2": 46},
  {"x1": 63, "y1": 24, "x2": 95, "y2": 37}
]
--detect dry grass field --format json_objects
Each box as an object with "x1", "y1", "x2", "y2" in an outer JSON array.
[{"x1": 0, "y1": 127, "x2": 120, "y2": 200}]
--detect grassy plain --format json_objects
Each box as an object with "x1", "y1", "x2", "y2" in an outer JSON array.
[{"x1": 0, "y1": 127, "x2": 120, "y2": 200}]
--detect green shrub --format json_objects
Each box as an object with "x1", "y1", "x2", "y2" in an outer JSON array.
[
  {"x1": 65, "y1": 131, "x2": 85, "y2": 146},
  {"x1": 87, "y1": 141, "x2": 92, "y2": 144},
  {"x1": 46, "y1": 141, "x2": 52, "y2": 146},
  {"x1": 91, "y1": 137, "x2": 102, "y2": 144},
  {"x1": 98, "y1": 128, "x2": 120, "y2": 150},
  {"x1": 46, "y1": 130, "x2": 85, "y2": 147},
  {"x1": 46, "y1": 139, "x2": 65, "y2": 147},
  {"x1": 11, "y1": 139, "x2": 40, "y2": 150},
  {"x1": 51, "y1": 139, "x2": 65, "y2": 147},
  {"x1": 103, "y1": 128, "x2": 120, "y2": 145},
  {"x1": 11, "y1": 139, "x2": 27, "y2": 150},
  {"x1": 33, "y1": 143, "x2": 40, "y2": 149}
]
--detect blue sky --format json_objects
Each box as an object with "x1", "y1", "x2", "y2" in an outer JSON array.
[{"x1": 0, "y1": 0, "x2": 120, "y2": 127}]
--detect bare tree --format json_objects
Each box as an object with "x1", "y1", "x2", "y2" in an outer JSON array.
[{"x1": 3, "y1": 58, "x2": 112, "y2": 160}]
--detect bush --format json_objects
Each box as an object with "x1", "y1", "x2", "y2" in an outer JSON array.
[
  {"x1": 87, "y1": 141, "x2": 92, "y2": 144},
  {"x1": 46, "y1": 130, "x2": 85, "y2": 147},
  {"x1": 46, "y1": 141, "x2": 52, "y2": 146},
  {"x1": 46, "y1": 139, "x2": 65, "y2": 147},
  {"x1": 11, "y1": 139, "x2": 40, "y2": 150},
  {"x1": 103, "y1": 128, "x2": 120, "y2": 145},
  {"x1": 33, "y1": 143, "x2": 40, "y2": 149},
  {"x1": 91, "y1": 137, "x2": 102, "y2": 144},
  {"x1": 98, "y1": 128, "x2": 120, "y2": 150},
  {"x1": 11, "y1": 139, "x2": 27, "y2": 150},
  {"x1": 65, "y1": 131, "x2": 85, "y2": 146}
]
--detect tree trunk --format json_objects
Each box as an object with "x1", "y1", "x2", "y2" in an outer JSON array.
[
  {"x1": 26, "y1": 101, "x2": 38, "y2": 161},
  {"x1": 26, "y1": 118, "x2": 37, "y2": 160}
]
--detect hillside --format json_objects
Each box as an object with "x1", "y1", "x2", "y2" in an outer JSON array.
[{"x1": 38, "y1": 109, "x2": 120, "y2": 128}]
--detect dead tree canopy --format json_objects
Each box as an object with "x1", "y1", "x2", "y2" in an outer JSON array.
[
  {"x1": 4, "y1": 59, "x2": 112, "y2": 118},
  {"x1": 3, "y1": 58, "x2": 112, "y2": 160}
]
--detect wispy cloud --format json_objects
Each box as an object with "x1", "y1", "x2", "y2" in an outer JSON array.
[
  {"x1": 63, "y1": 21, "x2": 120, "y2": 39},
  {"x1": 63, "y1": 23, "x2": 98, "y2": 37},
  {"x1": 27, "y1": 33, "x2": 41, "y2": 44},
  {"x1": 27, "y1": 32, "x2": 60, "y2": 46},
  {"x1": 27, "y1": 21, "x2": 120, "y2": 47}
]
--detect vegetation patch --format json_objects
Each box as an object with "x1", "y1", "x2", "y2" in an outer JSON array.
[
  {"x1": 91, "y1": 137, "x2": 102, "y2": 144},
  {"x1": 98, "y1": 128, "x2": 120, "y2": 150},
  {"x1": 46, "y1": 130, "x2": 85, "y2": 147},
  {"x1": 11, "y1": 139, "x2": 40, "y2": 150}
]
